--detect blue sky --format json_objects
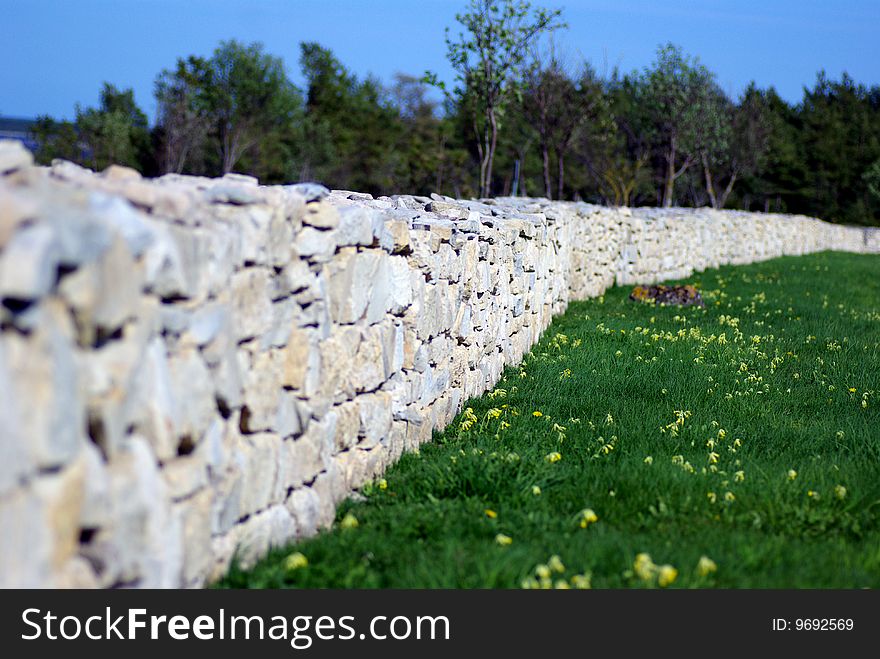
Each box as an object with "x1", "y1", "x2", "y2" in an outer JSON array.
[{"x1": 1, "y1": 0, "x2": 878, "y2": 122}]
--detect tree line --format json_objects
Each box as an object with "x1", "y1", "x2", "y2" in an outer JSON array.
[{"x1": 31, "y1": 0, "x2": 880, "y2": 226}]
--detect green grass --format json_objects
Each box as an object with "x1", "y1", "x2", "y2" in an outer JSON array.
[{"x1": 219, "y1": 251, "x2": 880, "y2": 589}]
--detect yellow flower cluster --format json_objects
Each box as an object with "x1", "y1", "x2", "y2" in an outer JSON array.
[
  {"x1": 633, "y1": 553, "x2": 678, "y2": 587},
  {"x1": 521, "y1": 555, "x2": 591, "y2": 589},
  {"x1": 284, "y1": 552, "x2": 308, "y2": 571},
  {"x1": 579, "y1": 508, "x2": 599, "y2": 528}
]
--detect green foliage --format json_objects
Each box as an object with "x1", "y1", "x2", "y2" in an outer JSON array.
[
  {"x1": 437, "y1": 0, "x2": 565, "y2": 197},
  {"x1": 74, "y1": 83, "x2": 152, "y2": 172},
  {"x1": 218, "y1": 252, "x2": 880, "y2": 588},
  {"x1": 639, "y1": 44, "x2": 721, "y2": 207},
  {"x1": 24, "y1": 10, "x2": 880, "y2": 224},
  {"x1": 865, "y1": 160, "x2": 880, "y2": 201},
  {"x1": 31, "y1": 115, "x2": 80, "y2": 165}
]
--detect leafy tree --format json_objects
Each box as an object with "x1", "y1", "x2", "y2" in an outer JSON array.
[
  {"x1": 576, "y1": 72, "x2": 651, "y2": 206},
  {"x1": 641, "y1": 44, "x2": 719, "y2": 207},
  {"x1": 203, "y1": 41, "x2": 301, "y2": 174},
  {"x1": 299, "y1": 42, "x2": 402, "y2": 193},
  {"x1": 75, "y1": 83, "x2": 151, "y2": 171},
  {"x1": 865, "y1": 160, "x2": 880, "y2": 201},
  {"x1": 523, "y1": 53, "x2": 604, "y2": 199},
  {"x1": 154, "y1": 56, "x2": 213, "y2": 174},
  {"x1": 432, "y1": 0, "x2": 564, "y2": 197},
  {"x1": 31, "y1": 116, "x2": 80, "y2": 165}
]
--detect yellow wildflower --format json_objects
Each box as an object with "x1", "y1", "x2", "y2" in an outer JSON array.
[
  {"x1": 535, "y1": 564, "x2": 551, "y2": 579},
  {"x1": 532, "y1": 485, "x2": 542, "y2": 496},
  {"x1": 548, "y1": 555, "x2": 565, "y2": 574},
  {"x1": 696, "y1": 556, "x2": 717, "y2": 577},
  {"x1": 533, "y1": 411, "x2": 543, "y2": 417},
  {"x1": 495, "y1": 534, "x2": 512, "y2": 546},
  {"x1": 520, "y1": 577, "x2": 539, "y2": 589},
  {"x1": 284, "y1": 552, "x2": 308, "y2": 571},
  {"x1": 835, "y1": 485, "x2": 847, "y2": 500},
  {"x1": 734, "y1": 471, "x2": 745, "y2": 482},
  {"x1": 787, "y1": 469, "x2": 798, "y2": 481},
  {"x1": 579, "y1": 509, "x2": 599, "y2": 529},
  {"x1": 644, "y1": 456, "x2": 654, "y2": 465},
  {"x1": 657, "y1": 565, "x2": 678, "y2": 588},
  {"x1": 340, "y1": 513, "x2": 359, "y2": 530},
  {"x1": 545, "y1": 451, "x2": 562, "y2": 463},
  {"x1": 377, "y1": 478, "x2": 388, "y2": 491},
  {"x1": 484, "y1": 509, "x2": 497, "y2": 519},
  {"x1": 724, "y1": 491, "x2": 736, "y2": 503},
  {"x1": 707, "y1": 492, "x2": 717, "y2": 504},
  {"x1": 570, "y1": 574, "x2": 592, "y2": 589},
  {"x1": 633, "y1": 553, "x2": 655, "y2": 581}
]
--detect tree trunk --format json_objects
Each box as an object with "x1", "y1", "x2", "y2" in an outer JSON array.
[
  {"x1": 541, "y1": 138, "x2": 551, "y2": 200},
  {"x1": 557, "y1": 149, "x2": 565, "y2": 201},
  {"x1": 663, "y1": 138, "x2": 677, "y2": 208},
  {"x1": 484, "y1": 106, "x2": 498, "y2": 198},
  {"x1": 701, "y1": 152, "x2": 719, "y2": 209},
  {"x1": 718, "y1": 171, "x2": 737, "y2": 209}
]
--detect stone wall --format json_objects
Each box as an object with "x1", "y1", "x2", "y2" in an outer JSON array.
[{"x1": 0, "y1": 139, "x2": 877, "y2": 587}]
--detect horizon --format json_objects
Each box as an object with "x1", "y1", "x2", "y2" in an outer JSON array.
[{"x1": 2, "y1": 0, "x2": 879, "y2": 123}]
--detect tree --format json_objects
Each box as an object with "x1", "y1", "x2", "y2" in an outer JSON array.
[
  {"x1": 299, "y1": 42, "x2": 402, "y2": 193},
  {"x1": 432, "y1": 0, "x2": 564, "y2": 197},
  {"x1": 204, "y1": 41, "x2": 301, "y2": 174},
  {"x1": 865, "y1": 160, "x2": 880, "y2": 201},
  {"x1": 75, "y1": 83, "x2": 151, "y2": 171},
  {"x1": 389, "y1": 73, "x2": 448, "y2": 194},
  {"x1": 154, "y1": 56, "x2": 212, "y2": 174},
  {"x1": 641, "y1": 44, "x2": 718, "y2": 207},
  {"x1": 575, "y1": 72, "x2": 651, "y2": 206},
  {"x1": 699, "y1": 83, "x2": 772, "y2": 209},
  {"x1": 31, "y1": 116, "x2": 80, "y2": 165}
]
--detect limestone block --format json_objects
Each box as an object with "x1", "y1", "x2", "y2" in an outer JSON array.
[
  {"x1": 352, "y1": 323, "x2": 386, "y2": 392},
  {"x1": 233, "y1": 504, "x2": 297, "y2": 569},
  {"x1": 336, "y1": 205, "x2": 375, "y2": 247},
  {"x1": 332, "y1": 401, "x2": 361, "y2": 451},
  {"x1": 3, "y1": 299, "x2": 83, "y2": 470},
  {"x1": 326, "y1": 248, "x2": 383, "y2": 324},
  {"x1": 100, "y1": 436, "x2": 182, "y2": 588},
  {"x1": 239, "y1": 433, "x2": 280, "y2": 516},
  {"x1": 295, "y1": 226, "x2": 337, "y2": 262},
  {"x1": 241, "y1": 349, "x2": 284, "y2": 433},
  {"x1": 357, "y1": 391, "x2": 393, "y2": 447},
  {"x1": 282, "y1": 325, "x2": 321, "y2": 394},
  {"x1": 168, "y1": 346, "x2": 215, "y2": 447},
  {"x1": 229, "y1": 267, "x2": 273, "y2": 342},
  {"x1": 0, "y1": 139, "x2": 33, "y2": 173},
  {"x1": 303, "y1": 201, "x2": 340, "y2": 229},
  {"x1": 387, "y1": 255, "x2": 412, "y2": 315},
  {"x1": 286, "y1": 486, "x2": 320, "y2": 538},
  {"x1": 386, "y1": 219, "x2": 411, "y2": 253},
  {"x1": 0, "y1": 486, "x2": 53, "y2": 587},
  {"x1": 0, "y1": 336, "x2": 28, "y2": 495},
  {"x1": 0, "y1": 223, "x2": 61, "y2": 300}
]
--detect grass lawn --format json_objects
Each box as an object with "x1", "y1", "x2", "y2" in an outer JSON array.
[{"x1": 219, "y1": 251, "x2": 880, "y2": 589}]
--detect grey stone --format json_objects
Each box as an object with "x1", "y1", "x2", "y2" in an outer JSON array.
[
  {"x1": 0, "y1": 223, "x2": 61, "y2": 300},
  {"x1": 288, "y1": 183, "x2": 329, "y2": 203},
  {"x1": 336, "y1": 206, "x2": 375, "y2": 247},
  {"x1": 0, "y1": 139, "x2": 33, "y2": 173}
]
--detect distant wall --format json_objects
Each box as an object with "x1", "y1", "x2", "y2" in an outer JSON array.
[{"x1": 0, "y1": 139, "x2": 877, "y2": 587}]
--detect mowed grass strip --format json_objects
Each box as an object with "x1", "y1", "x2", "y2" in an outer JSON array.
[{"x1": 220, "y1": 251, "x2": 880, "y2": 589}]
